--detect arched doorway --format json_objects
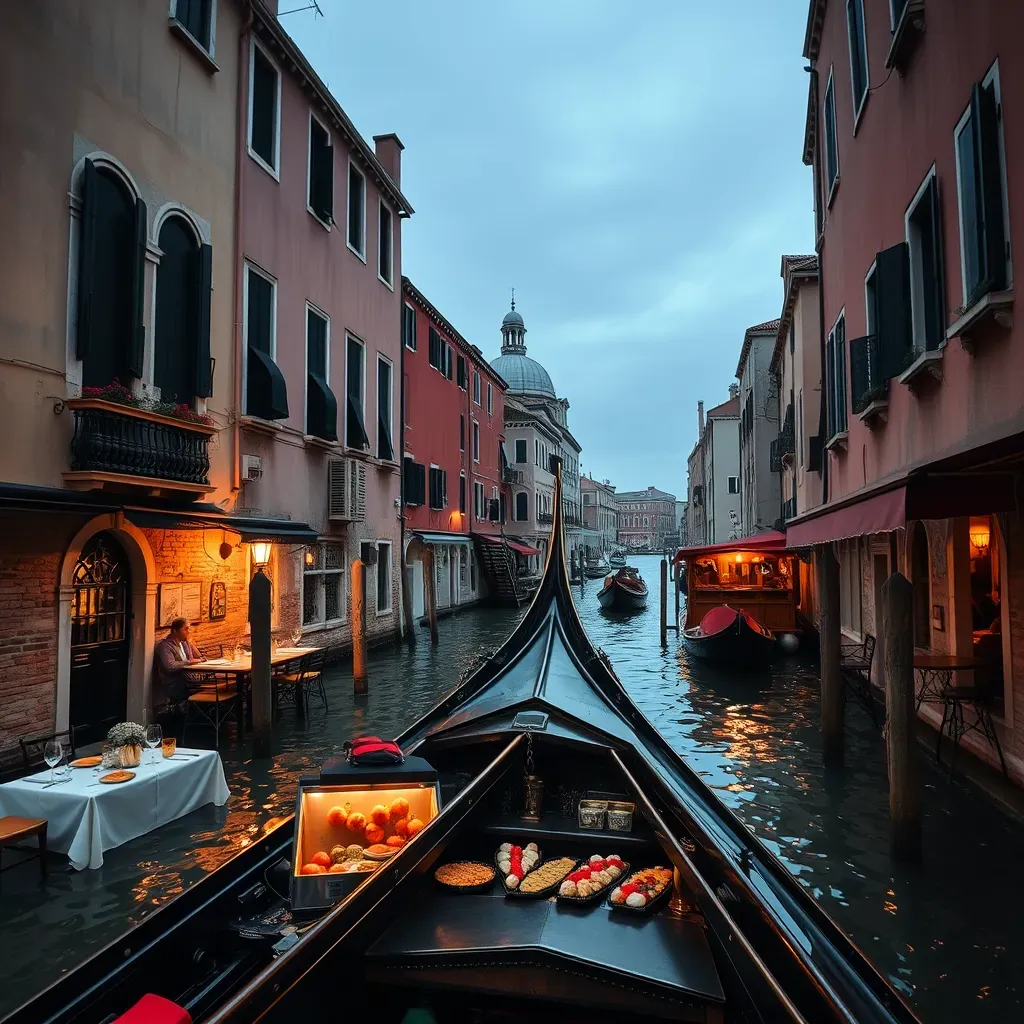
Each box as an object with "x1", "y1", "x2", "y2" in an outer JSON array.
[
  {"x1": 911, "y1": 523, "x2": 931, "y2": 648},
  {"x1": 70, "y1": 533, "x2": 131, "y2": 743}
]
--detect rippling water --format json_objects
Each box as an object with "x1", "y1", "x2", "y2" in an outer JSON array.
[{"x1": 3, "y1": 557, "x2": 1023, "y2": 1022}]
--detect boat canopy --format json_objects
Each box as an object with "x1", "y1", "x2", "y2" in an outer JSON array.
[{"x1": 673, "y1": 529, "x2": 788, "y2": 562}]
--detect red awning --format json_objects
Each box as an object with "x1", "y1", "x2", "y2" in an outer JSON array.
[
  {"x1": 473, "y1": 533, "x2": 541, "y2": 557},
  {"x1": 508, "y1": 540, "x2": 541, "y2": 556},
  {"x1": 674, "y1": 530, "x2": 788, "y2": 563},
  {"x1": 786, "y1": 486, "x2": 905, "y2": 549}
]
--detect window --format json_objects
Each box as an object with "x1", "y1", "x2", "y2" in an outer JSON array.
[
  {"x1": 515, "y1": 438, "x2": 527, "y2": 463},
  {"x1": 845, "y1": 0, "x2": 869, "y2": 123},
  {"x1": 248, "y1": 40, "x2": 280, "y2": 177},
  {"x1": 473, "y1": 371, "x2": 481, "y2": 405},
  {"x1": 954, "y1": 69, "x2": 1010, "y2": 308},
  {"x1": 823, "y1": 70, "x2": 839, "y2": 202},
  {"x1": 429, "y1": 466, "x2": 447, "y2": 509},
  {"x1": 487, "y1": 382, "x2": 493, "y2": 416},
  {"x1": 889, "y1": 0, "x2": 908, "y2": 27},
  {"x1": 305, "y1": 304, "x2": 337, "y2": 441},
  {"x1": 403, "y1": 304, "x2": 417, "y2": 351},
  {"x1": 840, "y1": 538, "x2": 863, "y2": 635},
  {"x1": 459, "y1": 414, "x2": 465, "y2": 453},
  {"x1": 906, "y1": 169, "x2": 946, "y2": 353},
  {"x1": 798, "y1": 390, "x2": 804, "y2": 465},
  {"x1": 377, "y1": 356, "x2": 393, "y2": 461},
  {"x1": 789, "y1": 323, "x2": 795, "y2": 355},
  {"x1": 345, "y1": 335, "x2": 369, "y2": 449},
  {"x1": 474, "y1": 481, "x2": 485, "y2": 519},
  {"x1": 376, "y1": 541, "x2": 392, "y2": 615},
  {"x1": 456, "y1": 355, "x2": 468, "y2": 390},
  {"x1": 515, "y1": 492, "x2": 528, "y2": 521},
  {"x1": 244, "y1": 263, "x2": 287, "y2": 419},
  {"x1": 378, "y1": 201, "x2": 393, "y2": 286},
  {"x1": 444, "y1": 344, "x2": 453, "y2": 381},
  {"x1": 643, "y1": 516, "x2": 650, "y2": 528},
  {"x1": 403, "y1": 457, "x2": 425, "y2": 506},
  {"x1": 459, "y1": 472, "x2": 466, "y2": 514},
  {"x1": 302, "y1": 542, "x2": 345, "y2": 627},
  {"x1": 347, "y1": 163, "x2": 366, "y2": 257},
  {"x1": 472, "y1": 421, "x2": 480, "y2": 462},
  {"x1": 582, "y1": 492, "x2": 592, "y2": 505},
  {"x1": 304, "y1": 114, "x2": 334, "y2": 227},
  {"x1": 154, "y1": 215, "x2": 210, "y2": 405},
  {"x1": 727, "y1": 476, "x2": 739, "y2": 494},
  {"x1": 864, "y1": 261, "x2": 878, "y2": 336},
  {"x1": 171, "y1": 0, "x2": 214, "y2": 53},
  {"x1": 826, "y1": 312, "x2": 848, "y2": 438},
  {"x1": 911, "y1": 523, "x2": 931, "y2": 647},
  {"x1": 428, "y1": 326, "x2": 443, "y2": 372}
]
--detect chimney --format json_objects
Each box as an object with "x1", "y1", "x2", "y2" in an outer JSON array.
[
  {"x1": 728, "y1": 382, "x2": 740, "y2": 400},
  {"x1": 697, "y1": 400, "x2": 705, "y2": 437},
  {"x1": 373, "y1": 133, "x2": 405, "y2": 188}
]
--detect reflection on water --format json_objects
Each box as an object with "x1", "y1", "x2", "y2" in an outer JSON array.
[{"x1": 2, "y1": 559, "x2": 1023, "y2": 1022}]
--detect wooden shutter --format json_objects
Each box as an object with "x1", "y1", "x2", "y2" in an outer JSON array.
[
  {"x1": 76, "y1": 159, "x2": 99, "y2": 359},
  {"x1": 925, "y1": 175, "x2": 946, "y2": 350},
  {"x1": 195, "y1": 243, "x2": 213, "y2": 397},
  {"x1": 875, "y1": 242, "x2": 912, "y2": 379},
  {"x1": 127, "y1": 196, "x2": 148, "y2": 379},
  {"x1": 312, "y1": 129, "x2": 333, "y2": 222},
  {"x1": 973, "y1": 82, "x2": 1006, "y2": 296}
]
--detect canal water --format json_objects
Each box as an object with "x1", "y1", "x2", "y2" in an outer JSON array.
[{"x1": 3, "y1": 554, "x2": 1023, "y2": 1022}]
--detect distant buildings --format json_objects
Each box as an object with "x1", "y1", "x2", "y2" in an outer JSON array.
[
  {"x1": 581, "y1": 476, "x2": 619, "y2": 555},
  {"x1": 616, "y1": 486, "x2": 678, "y2": 552},
  {"x1": 686, "y1": 389, "x2": 741, "y2": 545}
]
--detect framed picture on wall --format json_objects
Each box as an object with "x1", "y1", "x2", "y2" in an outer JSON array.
[
  {"x1": 932, "y1": 604, "x2": 945, "y2": 632},
  {"x1": 158, "y1": 582, "x2": 202, "y2": 627},
  {"x1": 210, "y1": 581, "x2": 227, "y2": 621}
]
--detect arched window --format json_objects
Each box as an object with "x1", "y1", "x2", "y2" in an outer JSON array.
[
  {"x1": 911, "y1": 522, "x2": 931, "y2": 647},
  {"x1": 515, "y1": 491, "x2": 528, "y2": 521},
  {"x1": 154, "y1": 215, "x2": 212, "y2": 404},
  {"x1": 633, "y1": 515, "x2": 639, "y2": 528},
  {"x1": 77, "y1": 160, "x2": 145, "y2": 387}
]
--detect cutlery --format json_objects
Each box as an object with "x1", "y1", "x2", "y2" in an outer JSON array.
[{"x1": 168, "y1": 753, "x2": 201, "y2": 759}]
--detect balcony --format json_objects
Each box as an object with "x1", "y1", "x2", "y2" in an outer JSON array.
[
  {"x1": 537, "y1": 512, "x2": 554, "y2": 525},
  {"x1": 63, "y1": 398, "x2": 216, "y2": 498},
  {"x1": 770, "y1": 405, "x2": 795, "y2": 471},
  {"x1": 849, "y1": 334, "x2": 889, "y2": 426}
]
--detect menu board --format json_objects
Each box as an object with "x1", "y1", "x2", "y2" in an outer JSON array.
[{"x1": 158, "y1": 582, "x2": 203, "y2": 626}]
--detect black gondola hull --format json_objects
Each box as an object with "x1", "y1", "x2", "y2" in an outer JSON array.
[
  {"x1": 597, "y1": 578, "x2": 648, "y2": 612},
  {"x1": 681, "y1": 612, "x2": 775, "y2": 669}
]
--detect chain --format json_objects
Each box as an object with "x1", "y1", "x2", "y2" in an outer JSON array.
[{"x1": 525, "y1": 731, "x2": 535, "y2": 775}]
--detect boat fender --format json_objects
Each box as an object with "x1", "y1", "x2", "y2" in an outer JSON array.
[
  {"x1": 111, "y1": 993, "x2": 191, "y2": 1024},
  {"x1": 778, "y1": 633, "x2": 800, "y2": 653}
]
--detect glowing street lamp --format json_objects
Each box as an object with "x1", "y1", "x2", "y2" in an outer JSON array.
[{"x1": 251, "y1": 540, "x2": 273, "y2": 570}]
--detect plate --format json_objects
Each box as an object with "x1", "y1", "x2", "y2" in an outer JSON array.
[
  {"x1": 608, "y1": 868, "x2": 674, "y2": 915},
  {"x1": 434, "y1": 861, "x2": 496, "y2": 893},
  {"x1": 363, "y1": 844, "x2": 397, "y2": 861},
  {"x1": 69, "y1": 756, "x2": 103, "y2": 769},
  {"x1": 495, "y1": 844, "x2": 542, "y2": 895},
  {"x1": 509, "y1": 856, "x2": 577, "y2": 899},
  {"x1": 556, "y1": 860, "x2": 630, "y2": 907},
  {"x1": 99, "y1": 770, "x2": 136, "y2": 784}
]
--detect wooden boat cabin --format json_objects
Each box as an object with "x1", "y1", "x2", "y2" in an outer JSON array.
[{"x1": 675, "y1": 532, "x2": 798, "y2": 634}]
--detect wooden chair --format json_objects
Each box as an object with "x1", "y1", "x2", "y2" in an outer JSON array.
[
  {"x1": 840, "y1": 634, "x2": 877, "y2": 725},
  {"x1": 20, "y1": 728, "x2": 77, "y2": 771},
  {"x1": 0, "y1": 816, "x2": 47, "y2": 877},
  {"x1": 182, "y1": 673, "x2": 238, "y2": 749}
]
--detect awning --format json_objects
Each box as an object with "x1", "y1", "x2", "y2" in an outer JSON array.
[
  {"x1": 128, "y1": 508, "x2": 318, "y2": 542},
  {"x1": 413, "y1": 531, "x2": 472, "y2": 546},
  {"x1": 474, "y1": 533, "x2": 542, "y2": 557},
  {"x1": 785, "y1": 471, "x2": 1018, "y2": 549},
  {"x1": 0, "y1": 483, "x2": 122, "y2": 515},
  {"x1": 674, "y1": 530, "x2": 788, "y2": 563}
]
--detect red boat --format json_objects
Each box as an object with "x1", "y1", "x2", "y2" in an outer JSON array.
[{"x1": 681, "y1": 604, "x2": 776, "y2": 668}]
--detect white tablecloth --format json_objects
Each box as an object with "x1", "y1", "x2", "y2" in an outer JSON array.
[{"x1": 0, "y1": 749, "x2": 230, "y2": 870}]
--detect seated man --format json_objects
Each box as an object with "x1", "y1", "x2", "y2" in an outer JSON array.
[{"x1": 154, "y1": 617, "x2": 204, "y2": 705}]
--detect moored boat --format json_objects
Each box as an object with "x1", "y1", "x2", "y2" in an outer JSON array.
[
  {"x1": 609, "y1": 549, "x2": 627, "y2": 568},
  {"x1": 16, "y1": 467, "x2": 920, "y2": 1024},
  {"x1": 583, "y1": 555, "x2": 610, "y2": 579},
  {"x1": 597, "y1": 566, "x2": 648, "y2": 612},
  {"x1": 681, "y1": 604, "x2": 775, "y2": 668}
]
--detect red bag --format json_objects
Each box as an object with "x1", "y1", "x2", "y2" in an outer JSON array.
[{"x1": 345, "y1": 735, "x2": 404, "y2": 765}]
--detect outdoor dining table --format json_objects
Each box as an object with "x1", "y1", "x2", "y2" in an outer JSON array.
[
  {"x1": 913, "y1": 653, "x2": 984, "y2": 710},
  {"x1": 0, "y1": 748, "x2": 229, "y2": 870},
  {"x1": 190, "y1": 647, "x2": 324, "y2": 719}
]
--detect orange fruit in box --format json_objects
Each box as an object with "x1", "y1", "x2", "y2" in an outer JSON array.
[
  {"x1": 406, "y1": 817, "x2": 424, "y2": 837},
  {"x1": 364, "y1": 823, "x2": 385, "y2": 844},
  {"x1": 386, "y1": 835, "x2": 405, "y2": 849},
  {"x1": 390, "y1": 797, "x2": 410, "y2": 820},
  {"x1": 328, "y1": 863, "x2": 347, "y2": 873},
  {"x1": 393, "y1": 817, "x2": 410, "y2": 838},
  {"x1": 346, "y1": 811, "x2": 367, "y2": 833},
  {"x1": 370, "y1": 804, "x2": 390, "y2": 828},
  {"x1": 311, "y1": 851, "x2": 332, "y2": 868},
  {"x1": 326, "y1": 806, "x2": 347, "y2": 827},
  {"x1": 301, "y1": 863, "x2": 326, "y2": 875}
]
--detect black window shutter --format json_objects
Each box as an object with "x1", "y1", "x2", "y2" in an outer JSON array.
[
  {"x1": 347, "y1": 339, "x2": 368, "y2": 448},
  {"x1": 875, "y1": 242, "x2": 912, "y2": 379},
  {"x1": 925, "y1": 176, "x2": 946, "y2": 350},
  {"x1": 194, "y1": 242, "x2": 213, "y2": 397},
  {"x1": 127, "y1": 196, "x2": 147, "y2": 379},
  {"x1": 459, "y1": 475, "x2": 466, "y2": 513},
  {"x1": 314, "y1": 133, "x2": 333, "y2": 222},
  {"x1": 77, "y1": 159, "x2": 99, "y2": 360},
  {"x1": 973, "y1": 82, "x2": 1006, "y2": 299}
]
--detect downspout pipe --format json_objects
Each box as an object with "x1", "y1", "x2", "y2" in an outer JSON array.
[
  {"x1": 809, "y1": 66, "x2": 830, "y2": 507},
  {"x1": 232, "y1": 3, "x2": 254, "y2": 493}
]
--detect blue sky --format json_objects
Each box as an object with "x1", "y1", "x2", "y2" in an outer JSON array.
[{"x1": 286, "y1": 0, "x2": 814, "y2": 499}]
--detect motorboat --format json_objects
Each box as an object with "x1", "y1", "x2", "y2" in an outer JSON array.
[
  {"x1": 583, "y1": 556, "x2": 610, "y2": 579},
  {"x1": 597, "y1": 566, "x2": 648, "y2": 613},
  {"x1": 15, "y1": 467, "x2": 920, "y2": 1024},
  {"x1": 681, "y1": 605, "x2": 776, "y2": 668},
  {"x1": 609, "y1": 550, "x2": 627, "y2": 568}
]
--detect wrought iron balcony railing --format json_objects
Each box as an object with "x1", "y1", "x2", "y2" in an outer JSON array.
[
  {"x1": 537, "y1": 512, "x2": 554, "y2": 525},
  {"x1": 849, "y1": 334, "x2": 888, "y2": 414},
  {"x1": 771, "y1": 405, "x2": 795, "y2": 471}
]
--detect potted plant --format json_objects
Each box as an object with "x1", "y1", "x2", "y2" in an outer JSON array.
[{"x1": 107, "y1": 721, "x2": 147, "y2": 768}]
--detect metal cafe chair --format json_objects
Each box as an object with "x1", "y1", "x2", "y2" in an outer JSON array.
[
  {"x1": 273, "y1": 653, "x2": 310, "y2": 713},
  {"x1": 300, "y1": 648, "x2": 328, "y2": 715},
  {"x1": 182, "y1": 672, "x2": 238, "y2": 749}
]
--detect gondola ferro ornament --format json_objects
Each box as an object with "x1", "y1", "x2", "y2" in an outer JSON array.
[{"x1": 520, "y1": 732, "x2": 544, "y2": 822}]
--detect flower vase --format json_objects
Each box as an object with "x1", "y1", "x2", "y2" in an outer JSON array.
[{"x1": 118, "y1": 744, "x2": 142, "y2": 769}]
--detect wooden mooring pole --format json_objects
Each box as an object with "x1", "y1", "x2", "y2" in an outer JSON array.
[
  {"x1": 249, "y1": 568, "x2": 272, "y2": 757},
  {"x1": 401, "y1": 555, "x2": 416, "y2": 648},
  {"x1": 351, "y1": 558, "x2": 368, "y2": 695},
  {"x1": 882, "y1": 572, "x2": 921, "y2": 862},
  {"x1": 674, "y1": 559, "x2": 681, "y2": 628},
  {"x1": 660, "y1": 557, "x2": 668, "y2": 646},
  {"x1": 423, "y1": 546, "x2": 439, "y2": 646},
  {"x1": 817, "y1": 543, "x2": 843, "y2": 766}
]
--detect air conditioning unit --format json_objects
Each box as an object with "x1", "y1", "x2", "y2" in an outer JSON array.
[
  {"x1": 328, "y1": 458, "x2": 366, "y2": 522},
  {"x1": 241, "y1": 455, "x2": 263, "y2": 481}
]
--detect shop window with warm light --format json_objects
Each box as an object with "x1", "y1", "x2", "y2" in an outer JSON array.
[{"x1": 303, "y1": 542, "x2": 346, "y2": 628}]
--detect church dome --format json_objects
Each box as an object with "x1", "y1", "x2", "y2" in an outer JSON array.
[
  {"x1": 502, "y1": 309, "x2": 525, "y2": 327},
  {"x1": 491, "y1": 295, "x2": 556, "y2": 398}
]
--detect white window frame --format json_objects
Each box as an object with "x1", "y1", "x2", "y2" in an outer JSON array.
[
  {"x1": 344, "y1": 333, "x2": 366, "y2": 451},
  {"x1": 515, "y1": 438, "x2": 527, "y2": 463},
  {"x1": 727, "y1": 476, "x2": 739, "y2": 494},
  {"x1": 301, "y1": 541, "x2": 347, "y2": 630},
  {"x1": 306, "y1": 111, "x2": 332, "y2": 231},
  {"x1": 241, "y1": 261, "x2": 278, "y2": 417},
  {"x1": 845, "y1": 0, "x2": 869, "y2": 129},
  {"x1": 953, "y1": 60, "x2": 1013, "y2": 307},
  {"x1": 375, "y1": 540, "x2": 393, "y2": 616},
  {"x1": 376, "y1": 353, "x2": 394, "y2": 462},
  {"x1": 474, "y1": 480, "x2": 485, "y2": 520},
  {"x1": 903, "y1": 165, "x2": 941, "y2": 355},
  {"x1": 247, "y1": 37, "x2": 281, "y2": 181},
  {"x1": 347, "y1": 160, "x2": 367, "y2": 261},
  {"x1": 378, "y1": 199, "x2": 394, "y2": 289},
  {"x1": 486, "y1": 382, "x2": 493, "y2": 416},
  {"x1": 459, "y1": 469, "x2": 466, "y2": 513},
  {"x1": 823, "y1": 68, "x2": 840, "y2": 207},
  {"x1": 403, "y1": 302, "x2": 417, "y2": 351},
  {"x1": 169, "y1": 0, "x2": 218, "y2": 60},
  {"x1": 303, "y1": 301, "x2": 330, "y2": 436},
  {"x1": 840, "y1": 538, "x2": 863, "y2": 637},
  {"x1": 864, "y1": 259, "x2": 877, "y2": 336},
  {"x1": 472, "y1": 420, "x2": 480, "y2": 463},
  {"x1": 473, "y1": 371, "x2": 481, "y2": 405}
]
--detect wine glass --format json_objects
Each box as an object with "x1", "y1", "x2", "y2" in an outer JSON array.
[
  {"x1": 290, "y1": 628, "x2": 302, "y2": 648},
  {"x1": 43, "y1": 739, "x2": 63, "y2": 784},
  {"x1": 145, "y1": 724, "x2": 163, "y2": 765}
]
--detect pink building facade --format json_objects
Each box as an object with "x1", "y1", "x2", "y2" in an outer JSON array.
[{"x1": 792, "y1": 0, "x2": 1024, "y2": 779}]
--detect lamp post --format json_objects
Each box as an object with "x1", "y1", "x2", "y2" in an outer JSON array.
[{"x1": 249, "y1": 540, "x2": 273, "y2": 758}]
